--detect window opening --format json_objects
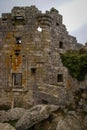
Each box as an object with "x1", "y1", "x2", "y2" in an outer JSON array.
[
  {"x1": 59, "y1": 41, "x2": 63, "y2": 49},
  {"x1": 57, "y1": 74, "x2": 63, "y2": 82},
  {"x1": 37, "y1": 26, "x2": 42, "y2": 32},
  {"x1": 31, "y1": 68, "x2": 36, "y2": 75},
  {"x1": 13, "y1": 16, "x2": 25, "y2": 25},
  {"x1": 15, "y1": 16, "x2": 23, "y2": 20},
  {"x1": 56, "y1": 23, "x2": 59, "y2": 26},
  {"x1": 16, "y1": 37, "x2": 22, "y2": 44},
  {"x1": 12, "y1": 73, "x2": 22, "y2": 86},
  {"x1": 14, "y1": 50, "x2": 20, "y2": 56},
  {"x1": 2, "y1": 18, "x2": 7, "y2": 21}
]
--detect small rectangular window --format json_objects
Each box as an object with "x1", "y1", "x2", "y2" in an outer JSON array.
[
  {"x1": 59, "y1": 41, "x2": 63, "y2": 49},
  {"x1": 2, "y1": 18, "x2": 7, "y2": 21},
  {"x1": 16, "y1": 16, "x2": 23, "y2": 20},
  {"x1": 31, "y1": 68, "x2": 36, "y2": 75},
  {"x1": 12, "y1": 73, "x2": 22, "y2": 86},
  {"x1": 57, "y1": 74, "x2": 63, "y2": 82},
  {"x1": 56, "y1": 23, "x2": 59, "y2": 26},
  {"x1": 14, "y1": 50, "x2": 20, "y2": 56},
  {"x1": 14, "y1": 16, "x2": 25, "y2": 25}
]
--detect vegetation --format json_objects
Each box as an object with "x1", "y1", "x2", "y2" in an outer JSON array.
[
  {"x1": 0, "y1": 105, "x2": 10, "y2": 111},
  {"x1": 61, "y1": 49, "x2": 87, "y2": 81},
  {"x1": 5, "y1": 120, "x2": 18, "y2": 127}
]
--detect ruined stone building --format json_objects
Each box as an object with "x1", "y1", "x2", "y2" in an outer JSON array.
[{"x1": 0, "y1": 6, "x2": 86, "y2": 108}]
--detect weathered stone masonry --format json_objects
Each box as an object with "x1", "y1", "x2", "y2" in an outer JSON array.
[{"x1": 0, "y1": 6, "x2": 85, "y2": 108}]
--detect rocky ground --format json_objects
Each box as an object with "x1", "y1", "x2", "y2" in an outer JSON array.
[
  {"x1": 0, "y1": 85, "x2": 87, "y2": 130},
  {"x1": 0, "y1": 104, "x2": 87, "y2": 130}
]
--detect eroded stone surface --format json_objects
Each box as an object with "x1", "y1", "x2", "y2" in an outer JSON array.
[
  {"x1": 0, "y1": 108, "x2": 25, "y2": 123},
  {"x1": 16, "y1": 105, "x2": 59, "y2": 130},
  {"x1": 0, "y1": 105, "x2": 86, "y2": 130},
  {"x1": 0, "y1": 123, "x2": 16, "y2": 130}
]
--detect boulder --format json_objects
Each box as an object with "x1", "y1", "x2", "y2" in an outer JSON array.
[
  {"x1": 56, "y1": 114, "x2": 83, "y2": 130},
  {"x1": 0, "y1": 108, "x2": 25, "y2": 123},
  {"x1": 0, "y1": 123, "x2": 16, "y2": 130},
  {"x1": 16, "y1": 104, "x2": 59, "y2": 130},
  {"x1": 0, "y1": 111, "x2": 9, "y2": 122},
  {"x1": 8, "y1": 107, "x2": 25, "y2": 121}
]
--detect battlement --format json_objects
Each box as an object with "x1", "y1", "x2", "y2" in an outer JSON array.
[{"x1": 2, "y1": 13, "x2": 11, "y2": 20}]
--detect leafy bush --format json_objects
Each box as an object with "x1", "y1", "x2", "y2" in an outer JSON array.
[
  {"x1": 61, "y1": 51, "x2": 87, "y2": 81},
  {"x1": 0, "y1": 105, "x2": 10, "y2": 111}
]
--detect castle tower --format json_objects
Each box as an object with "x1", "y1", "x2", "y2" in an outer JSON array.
[{"x1": 0, "y1": 6, "x2": 82, "y2": 108}]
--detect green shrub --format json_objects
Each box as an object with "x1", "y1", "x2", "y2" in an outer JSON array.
[
  {"x1": 0, "y1": 105, "x2": 10, "y2": 111},
  {"x1": 61, "y1": 51, "x2": 87, "y2": 81}
]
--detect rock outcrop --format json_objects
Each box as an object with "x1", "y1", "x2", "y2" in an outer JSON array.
[
  {"x1": 16, "y1": 105, "x2": 59, "y2": 130},
  {"x1": 56, "y1": 114, "x2": 83, "y2": 130},
  {"x1": 0, "y1": 105, "x2": 86, "y2": 130},
  {"x1": 0, "y1": 108, "x2": 25, "y2": 123},
  {"x1": 0, "y1": 123, "x2": 16, "y2": 130}
]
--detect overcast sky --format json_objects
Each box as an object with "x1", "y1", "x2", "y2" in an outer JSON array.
[{"x1": 0, "y1": 0, "x2": 87, "y2": 44}]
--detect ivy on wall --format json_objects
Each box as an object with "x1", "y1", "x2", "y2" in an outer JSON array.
[{"x1": 61, "y1": 49, "x2": 87, "y2": 81}]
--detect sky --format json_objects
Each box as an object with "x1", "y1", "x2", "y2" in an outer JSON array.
[{"x1": 0, "y1": 0, "x2": 87, "y2": 44}]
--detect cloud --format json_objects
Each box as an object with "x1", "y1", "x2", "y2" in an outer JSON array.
[
  {"x1": 0, "y1": 0, "x2": 72, "y2": 15},
  {"x1": 59, "y1": 0, "x2": 87, "y2": 32},
  {"x1": 70, "y1": 23, "x2": 87, "y2": 44}
]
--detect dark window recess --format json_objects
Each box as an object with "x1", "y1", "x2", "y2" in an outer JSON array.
[
  {"x1": 2, "y1": 18, "x2": 7, "y2": 21},
  {"x1": 31, "y1": 68, "x2": 36, "y2": 75},
  {"x1": 59, "y1": 41, "x2": 63, "y2": 49},
  {"x1": 16, "y1": 37, "x2": 22, "y2": 44},
  {"x1": 14, "y1": 50, "x2": 20, "y2": 56},
  {"x1": 15, "y1": 16, "x2": 23, "y2": 20},
  {"x1": 57, "y1": 74, "x2": 63, "y2": 82},
  {"x1": 13, "y1": 16, "x2": 25, "y2": 25},
  {"x1": 12, "y1": 73, "x2": 22, "y2": 86},
  {"x1": 56, "y1": 23, "x2": 59, "y2": 26},
  {"x1": 10, "y1": 55, "x2": 12, "y2": 58},
  {"x1": 48, "y1": 52, "x2": 51, "y2": 55}
]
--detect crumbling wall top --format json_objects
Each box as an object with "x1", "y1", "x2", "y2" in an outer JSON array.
[{"x1": 50, "y1": 7, "x2": 59, "y2": 14}]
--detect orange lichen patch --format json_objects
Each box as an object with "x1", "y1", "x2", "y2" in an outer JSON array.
[
  {"x1": 6, "y1": 54, "x2": 10, "y2": 67},
  {"x1": 12, "y1": 55, "x2": 22, "y2": 71},
  {"x1": 13, "y1": 44, "x2": 22, "y2": 50},
  {"x1": 6, "y1": 32, "x2": 13, "y2": 39},
  {"x1": 66, "y1": 79, "x2": 71, "y2": 88},
  {"x1": 22, "y1": 71, "x2": 27, "y2": 85},
  {"x1": 22, "y1": 79, "x2": 26, "y2": 85}
]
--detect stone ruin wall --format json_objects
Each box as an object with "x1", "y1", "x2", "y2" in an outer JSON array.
[{"x1": 0, "y1": 6, "x2": 86, "y2": 109}]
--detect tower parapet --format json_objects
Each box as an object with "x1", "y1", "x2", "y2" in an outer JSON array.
[
  {"x1": 50, "y1": 7, "x2": 62, "y2": 25},
  {"x1": 37, "y1": 14, "x2": 53, "y2": 27}
]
